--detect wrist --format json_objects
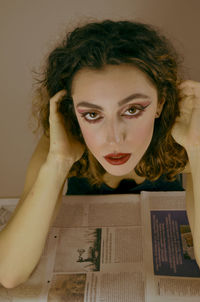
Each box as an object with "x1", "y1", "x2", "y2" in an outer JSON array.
[
  {"x1": 44, "y1": 154, "x2": 73, "y2": 179},
  {"x1": 187, "y1": 149, "x2": 200, "y2": 166},
  {"x1": 187, "y1": 149, "x2": 200, "y2": 181}
]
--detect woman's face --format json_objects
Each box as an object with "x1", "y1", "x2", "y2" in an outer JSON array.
[{"x1": 72, "y1": 64, "x2": 165, "y2": 176}]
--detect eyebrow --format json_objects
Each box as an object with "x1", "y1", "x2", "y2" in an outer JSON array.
[{"x1": 75, "y1": 93, "x2": 150, "y2": 110}]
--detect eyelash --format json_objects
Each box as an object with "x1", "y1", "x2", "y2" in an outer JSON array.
[{"x1": 80, "y1": 105, "x2": 148, "y2": 124}]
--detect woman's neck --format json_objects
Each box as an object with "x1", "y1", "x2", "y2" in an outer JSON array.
[{"x1": 103, "y1": 170, "x2": 146, "y2": 189}]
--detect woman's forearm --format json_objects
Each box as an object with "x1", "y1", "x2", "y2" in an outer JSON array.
[
  {"x1": 0, "y1": 159, "x2": 71, "y2": 288},
  {"x1": 186, "y1": 149, "x2": 200, "y2": 266}
]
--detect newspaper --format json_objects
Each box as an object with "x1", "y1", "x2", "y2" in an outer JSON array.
[
  {"x1": 141, "y1": 191, "x2": 200, "y2": 302},
  {"x1": 0, "y1": 192, "x2": 199, "y2": 301}
]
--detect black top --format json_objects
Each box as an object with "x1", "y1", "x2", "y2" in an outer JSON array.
[{"x1": 66, "y1": 174, "x2": 185, "y2": 195}]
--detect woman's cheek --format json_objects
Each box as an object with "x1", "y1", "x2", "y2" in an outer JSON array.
[
  {"x1": 80, "y1": 127, "x2": 99, "y2": 150},
  {"x1": 131, "y1": 119, "x2": 155, "y2": 148},
  {"x1": 141, "y1": 120, "x2": 154, "y2": 139}
]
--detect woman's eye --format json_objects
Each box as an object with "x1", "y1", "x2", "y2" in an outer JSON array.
[
  {"x1": 81, "y1": 112, "x2": 102, "y2": 123},
  {"x1": 122, "y1": 105, "x2": 145, "y2": 118},
  {"x1": 125, "y1": 107, "x2": 138, "y2": 115},
  {"x1": 80, "y1": 105, "x2": 146, "y2": 123}
]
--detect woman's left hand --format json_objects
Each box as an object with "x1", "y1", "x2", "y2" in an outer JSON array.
[{"x1": 171, "y1": 80, "x2": 200, "y2": 152}]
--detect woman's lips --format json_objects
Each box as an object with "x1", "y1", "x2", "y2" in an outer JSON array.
[{"x1": 104, "y1": 153, "x2": 131, "y2": 165}]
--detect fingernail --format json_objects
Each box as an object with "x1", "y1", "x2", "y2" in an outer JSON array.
[{"x1": 60, "y1": 89, "x2": 67, "y2": 95}]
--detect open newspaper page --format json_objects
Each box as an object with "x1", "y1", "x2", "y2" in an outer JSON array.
[
  {"x1": 48, "y1": 194, "x2": 145, "y2": 302},
  {"x1": 0, "y1": 195, "x2": 145, "y2": 302},
  {"x1": 141, "y1": 191, "x2": 200, "y2": 302}
]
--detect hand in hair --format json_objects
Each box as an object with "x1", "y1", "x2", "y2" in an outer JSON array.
[
  {"x1": 171, "y1": 80, "x2": 200, "y2": 152},
  {"x1": 47, "y1": 90, "x2": 85, "y2": 165}
]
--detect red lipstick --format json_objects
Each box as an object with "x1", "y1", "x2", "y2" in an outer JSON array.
[{"x1": 104, "y1": 153, "x2": 131, "y2": 165}]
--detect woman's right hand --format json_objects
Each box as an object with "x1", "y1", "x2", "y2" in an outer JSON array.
[{"x1": 47, "y1": 90, "x2": 85, "y2": 166}]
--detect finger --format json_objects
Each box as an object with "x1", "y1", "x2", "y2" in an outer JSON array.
[
  {"x1": 179, "y1": 86, "x2": 194, "y2": 98},
  {"x1": 50, "y1": 89, "x2": 66, "y2": 106},
  {"x1": 178, "y1": 97, "x2": 194, "y2": 120},
  {"x1": 180, "y1": 95, "x2": 194, "y2": 107},
  {"x1": 180, "y1": 92, "x2": 200, "y2": 110},
  {"x1": 175, "y1": 99, "x2": 193, "y2": 126},
  {"x1": 179, "y1": 81, "x2": 200, "y2": 97},
  {"x1": 175, "y1": 115, "x2": 191, "y2": 127},
  {"x1": 179, "y1": 80, "x2": 198, "y2": 89},
  {"x1": 49, "y1": 90, "x2": 67, "y2": 117}
]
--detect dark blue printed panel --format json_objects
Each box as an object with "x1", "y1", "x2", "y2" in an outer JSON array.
[{"x1": 151, "y1": 210, "x2": 200, "y2": 277}]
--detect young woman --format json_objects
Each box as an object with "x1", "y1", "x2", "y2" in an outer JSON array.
[{"x1": 0, "y1": 19, "x2": 199, "y2": 288}]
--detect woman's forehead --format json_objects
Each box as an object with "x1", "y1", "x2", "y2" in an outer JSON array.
[{"x1": 71, "y1": 64, "x2": 157, "y2": 98}]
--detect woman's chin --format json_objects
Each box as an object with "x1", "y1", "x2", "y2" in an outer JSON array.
[{"x1": 102, "y1": 164, "x2": 135, "y2": 177}]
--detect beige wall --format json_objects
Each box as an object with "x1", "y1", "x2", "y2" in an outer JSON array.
[{"x1": 0, "y1": 0, "x2": 199, "y2": 197}]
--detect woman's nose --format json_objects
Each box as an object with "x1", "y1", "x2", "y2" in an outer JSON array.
[{"x1": 105, "y1": 119, "x2": 126, "y2": 144}]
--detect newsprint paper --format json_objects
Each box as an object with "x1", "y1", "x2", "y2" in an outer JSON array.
[{"x1": 0, "y1": 191, "x2": 199, "y2": 301}]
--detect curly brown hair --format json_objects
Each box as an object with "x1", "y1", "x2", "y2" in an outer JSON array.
[{"x1": 32, "y1": 19, "x2": 188, "y2": 187}]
